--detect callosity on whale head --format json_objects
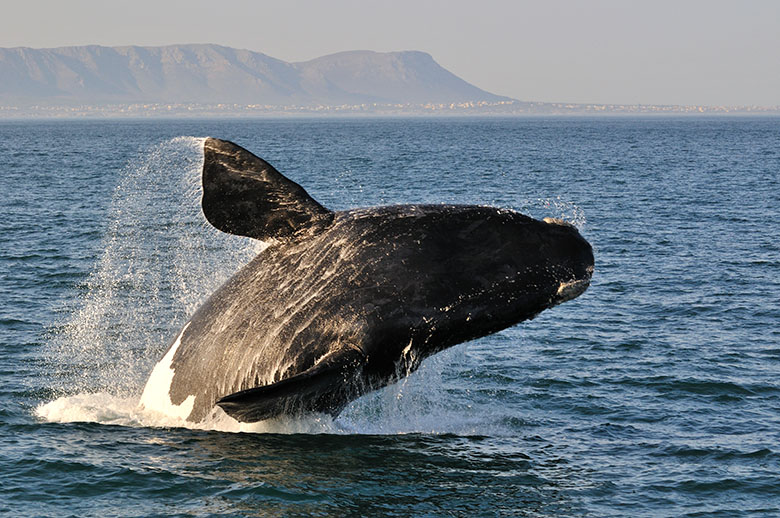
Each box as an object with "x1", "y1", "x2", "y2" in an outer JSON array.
[{"x1": 139, "y1": 138, "x2": 594, "y2": 423}]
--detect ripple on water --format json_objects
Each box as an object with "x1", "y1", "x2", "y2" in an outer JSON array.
[{"x1": 2, "y1": 118, "x2": 780, "y2": 517}]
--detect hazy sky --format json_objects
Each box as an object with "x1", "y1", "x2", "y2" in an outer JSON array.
[{"x1": 2, "y1": 0, "x2": 779, "y2": 106}]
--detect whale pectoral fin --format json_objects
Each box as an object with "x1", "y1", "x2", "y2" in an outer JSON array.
[
  {"x1": 216, "y1": 348, "x2": 367, "y2": 423},
  {"x1": 202, "y1": 138, "x2": 334, "y2": 241}
]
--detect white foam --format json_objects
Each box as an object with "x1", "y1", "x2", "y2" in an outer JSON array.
[
  {"x1": 34, "y1": 392, "x2": 341, "y2": 433},
  {"x1": 34, "y1": 346, "x2": 505, "y2": 436},
  {"x1": 35, "y1": 393, "x2": 143, "y2": 427}
]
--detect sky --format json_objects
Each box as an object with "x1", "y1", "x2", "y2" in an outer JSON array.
[{"x1": 2, "y1": 0, "x2": 779, "y2": 107}]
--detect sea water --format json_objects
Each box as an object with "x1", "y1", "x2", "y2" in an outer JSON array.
[{"x1": 1, "y1": 117, "x2": 779, "y2": 516}]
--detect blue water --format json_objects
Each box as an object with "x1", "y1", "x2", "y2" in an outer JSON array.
[{"x1": 1, "y1": 117, "x2": 779, "y2": 517}]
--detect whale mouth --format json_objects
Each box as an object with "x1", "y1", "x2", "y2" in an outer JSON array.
[{"x1": 553, "y1": 265, "x2": 593, "y2": 305}]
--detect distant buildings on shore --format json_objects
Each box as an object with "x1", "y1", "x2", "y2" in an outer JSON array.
[{"x1": 1, "y1": 100, "x2": 777, "y2": 119}]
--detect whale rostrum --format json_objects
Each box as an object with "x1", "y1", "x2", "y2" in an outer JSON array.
[{"x1": 139, "y1": 138, "x2": 595, "y2": 423}]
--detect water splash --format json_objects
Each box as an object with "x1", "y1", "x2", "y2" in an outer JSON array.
[
  {"x1": 35, "y1": 344, "x2": 500, "y2": 436},
  {"x1": 521, "y1": 196, "x2": 586, "y2": 229},
  {"x1": 35, "y1": 393, "x2": 343, "y2": 434},
  {"x1": 44, "y1": 137, "x2": 262, "y2": 398}
]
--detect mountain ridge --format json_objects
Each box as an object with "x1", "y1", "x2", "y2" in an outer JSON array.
[{"x1": 0, "y1": 44, "x2": 512, "y2": 106}]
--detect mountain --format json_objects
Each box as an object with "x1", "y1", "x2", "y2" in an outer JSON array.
[{"x1": 0, "y1": 44, "x2": 512, "y2": 107}]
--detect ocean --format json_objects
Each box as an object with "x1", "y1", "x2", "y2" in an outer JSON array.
[{"x1": 1, "y1": 117, "x2": 779, "y2": 517}]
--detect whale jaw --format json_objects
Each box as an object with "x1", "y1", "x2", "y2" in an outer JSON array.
[{"x1": 553, "y1": 265, "x2": 593, "y2": 305}]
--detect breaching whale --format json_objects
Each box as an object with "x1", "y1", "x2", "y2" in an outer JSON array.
[{"x1": 139, "y1": 138, "x2": 594, "y2": 423}]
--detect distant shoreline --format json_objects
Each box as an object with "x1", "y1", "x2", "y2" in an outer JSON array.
[
  {"x1": 2, "y1": 100, "x2": 778, "y2": 120},
  {"x1": 3, "y1": 45, "x2": 776, "y2": 119}
]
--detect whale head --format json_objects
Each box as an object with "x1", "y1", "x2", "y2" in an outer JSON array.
[
  {"x1": 540, "y1": 217, "x2": 595, "y2": 306},
  {"x1": 383, "y1": 205, "x2": 594, "y2": 358}
]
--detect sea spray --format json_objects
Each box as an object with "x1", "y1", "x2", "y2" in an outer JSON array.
[
  {"x1": 535, "y1": 196, "x2": 586, "y2": 229},
  {"x1": 44, "y1": 137, "x2": 261, "y2": 398}
]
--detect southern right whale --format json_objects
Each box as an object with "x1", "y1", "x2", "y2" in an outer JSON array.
[{"x1": 139, "y1": 138, "x2": 594, "y2": 423}]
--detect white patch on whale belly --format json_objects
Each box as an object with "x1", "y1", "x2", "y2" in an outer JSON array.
[{"x1": 138, "y1": 323, "x2": 195, "y2": 420}]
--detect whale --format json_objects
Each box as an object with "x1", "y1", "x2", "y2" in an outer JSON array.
[{"x1": 139, "y1": 138, "x2": 594, "y2": 423}]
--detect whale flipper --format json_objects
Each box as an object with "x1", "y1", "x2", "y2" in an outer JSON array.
[
  {"x1": 216, "y1": 348, "x2": 367, "y2": 422},
  {"x1": 202, "y1": 138, "x2": 333, "y2": 241}
]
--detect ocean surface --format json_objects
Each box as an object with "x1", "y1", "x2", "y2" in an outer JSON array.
[{"x1": 1, "y1": 117, "x2": 779, "y2": 517}]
